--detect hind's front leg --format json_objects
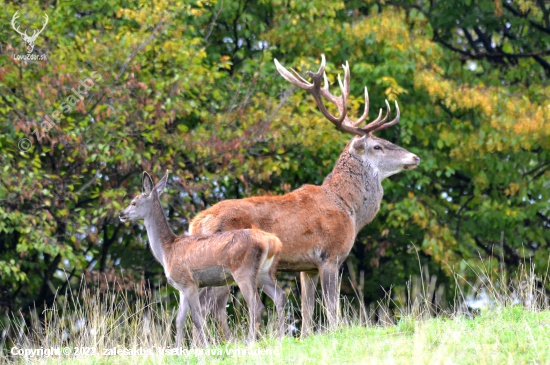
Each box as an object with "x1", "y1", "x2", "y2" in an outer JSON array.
[
  {"x1": 186, "y1": 286, "x2": 209, "y2": 347},
  {"x1": 176, "y1": 291, "x2": 190, "y2": 348}
]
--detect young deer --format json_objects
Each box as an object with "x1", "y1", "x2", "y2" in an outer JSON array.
[
  {"x1": 190, "y1": 55, "x2": 420, "y2": 336},
  {"x1": 118, "y1": 171, "x2": 286, "y2": 346}
]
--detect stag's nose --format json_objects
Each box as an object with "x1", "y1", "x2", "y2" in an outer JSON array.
[{"x1": 413, "y1": 155, "x2": 420, "y2": 165}]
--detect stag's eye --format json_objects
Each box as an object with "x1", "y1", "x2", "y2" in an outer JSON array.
[
  {"x1": 132, "y1": 202, "x2": 136, "y2": 206},
  {"x1": 374, "y1": 146, "x2": 382, "y2": 150}
]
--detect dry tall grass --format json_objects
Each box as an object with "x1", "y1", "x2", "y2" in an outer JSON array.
[{"x1": 1, "y1": 258, "x2": 549, "y2": 364}]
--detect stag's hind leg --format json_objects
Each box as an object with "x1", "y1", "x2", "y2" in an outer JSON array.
[
  {"x1": 199, "y1": 286, "x2": 233, "y2": 341},
  {"x1": 257, "y1": 259, "x2": 286, "y2": 338}
]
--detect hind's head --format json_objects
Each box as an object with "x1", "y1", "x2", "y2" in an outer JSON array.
[{"x1": 118, "y1": 171, "x2": 168, "y2": 222}]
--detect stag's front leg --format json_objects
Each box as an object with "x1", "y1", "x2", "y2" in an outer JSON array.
[
  {"x1": 320, "y1": 264, "x2": 341, "y2": 329},
  {"x1": 175, "y1": 291, "x2": 190, "y2": 348},
  {"x1": 300, "y1": 271, "x2": 319, "y2": 337}
]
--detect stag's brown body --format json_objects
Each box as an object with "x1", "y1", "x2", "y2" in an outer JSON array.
[
  {"x1": 191, "y1": 142, "x2": 383, "y2": 273},
  {"x1": 191, "y1": 188, "x2": 353, "y2": 272},
  {"x1": 190, "y1": 55, "x2": 420, "y2": 336}
]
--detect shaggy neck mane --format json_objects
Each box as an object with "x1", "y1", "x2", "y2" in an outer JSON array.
[{"x1": 322, "y1": 141, "x2": 383, "y2": 234}]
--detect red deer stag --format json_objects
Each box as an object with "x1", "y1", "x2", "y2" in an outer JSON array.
[
  {"x1": 190, "y1": 55, "x2": 420, "y2": 336},
  {"x1": 118, "y1": 171, "x2": 286, "y2": 345}
]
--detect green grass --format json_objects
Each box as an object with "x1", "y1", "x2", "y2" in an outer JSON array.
[
  {"x1": 8, "y1": 306, "x2": 550, "y2": 364},
  {"x1": 4, "y1": 264, "x2": 549, "y2": 364}
]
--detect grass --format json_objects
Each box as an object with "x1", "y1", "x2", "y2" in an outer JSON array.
[
  {"x1": 238, "y1": 307, "x2": 550, "y2": 364},
  {"x1": 3, "y1": 263, "x2": 550, "y2": 364},
  {"x1": 5, "y1": 306, "x2": 550, "y2": 364}
]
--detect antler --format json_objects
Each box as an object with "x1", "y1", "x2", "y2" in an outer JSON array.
[
  {"x1": 28, "y1": 13, "x2": 49, "y2": 40},
  {"x1": 274, "y1": 54, "x2": 348, "y2": 125},
  {"x1": 274, "y1": 55, "x2": 400, "y2": 136},
  {"x1": 11, "y1": 11, "x2": 27, "y2": 37},
  {"x1": 35, "y1": 14, "x2": 48, "y2": 37},
  {"x1": 11, "y1": 12, "x2": 48, "y2": 40}
]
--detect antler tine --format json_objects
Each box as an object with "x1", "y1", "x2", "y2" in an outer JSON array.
[
  {"x1": 320, "y1": 71, "x2": 344, "y2": 100},
  {"x1": 340, "y1": 61, "x2": 351, "y2": 98},
  {"x1": 274, "y1": 55, "x2": 402, "y2": 137},
  {"x1": 30, "y1": 13, "x2": 49, "y2": 39},
  {"x1": 305, "y1": 53, "x2": 327, "y2": 79},
  {"x1": 323, "y1": 71, "x2": 330, "y2": 91},
  {"x1": 11, "y1": 11, "x2": 26, "y2": 36},
  {"x1": 313, "y1": 58, "x2": 350, "y2": 126},
  {"x1": 362, "y1": 99, "x2": 391, "y2": 133},
  {"x1": 371, "y1": 108, "x2": 383, "y2": 125},
  {"x1": 289, "y1": 67, "x2": 311, "y2": 86},
  {"x1": 349, "y1": 87, "x2": 370, "y2": 127},
  {"x1": 321, "y1": 64, "x2": 378, "y2": 133},
  {"x1": 368, "y1": 101, "x2": 400, "y2": 133},
  {"x1": 275, "y1": 54, "x2": 347, "y2": 125},
  {"x1": 320, "y1": 60, "x2": 349, "y2": 101},
  {"x1": 274, "y1": 58, "x2": 313, "y2": 89},
  {"x1": 39, "y1": 13, "x2": 49, "y2": 32},
  {"x1": 308, "y1": 54, "x2": 349, "y2": 124}
]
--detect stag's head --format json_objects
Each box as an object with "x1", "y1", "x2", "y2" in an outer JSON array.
[
  {"x1": 11, "y1": 11, "x2": 49, "y2": 53},
  {"x1": 119, "y1": 171, "x2": 168, "y2": 222},
  {"x1": 274, "y1": 55, "x2": 420, "y2": 180}
]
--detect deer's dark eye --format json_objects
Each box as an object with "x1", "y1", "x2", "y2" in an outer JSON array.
[
  {"x1": 374, "y1": 146, "x2": 381, "y2": 150},
  {"x1": 132, "y1": 202, "x2": 136, "y2": 206}
]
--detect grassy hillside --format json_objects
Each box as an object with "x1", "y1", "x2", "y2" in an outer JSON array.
[
  {"x1": 4, "y1": 306, "x2": 550, "y2": 364},
  {"x1": 3, "y1": 265, "x2": 549, "y2": 364}
]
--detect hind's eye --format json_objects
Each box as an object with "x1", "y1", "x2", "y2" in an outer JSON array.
[
  {"x1": 374, "y1": 146, "x2": 381, "y2": 150},
  {"x1": 132, "y1": 202, "x2": 136, "y2": 206}
]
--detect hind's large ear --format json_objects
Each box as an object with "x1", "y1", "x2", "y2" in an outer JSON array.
[
  {"x1": 155, "y1": 170, "x2": 169, "y2": 196},
  {"x1": 142, "y1": 172, "x2": 154, "y2": 195},
  {"x1": 350, "y1": 135, "x2": 367, "y2": 154}
]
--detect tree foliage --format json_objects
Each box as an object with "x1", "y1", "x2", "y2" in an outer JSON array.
[{"x1": 0, "y1": 0, "x2": 549, "y2": 317}]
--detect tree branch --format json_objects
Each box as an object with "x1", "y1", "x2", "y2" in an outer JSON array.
[
  {"x1": 459, "y1": 49, "x2": 550, "y2": 61},
  {"x1": 503, "y1": 2, "x2": 550, "y2": 36}
]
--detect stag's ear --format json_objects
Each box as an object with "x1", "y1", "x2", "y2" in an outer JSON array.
[
  {"x1": 350, "y1": 136, "x2": 367, "y2": 154},
  {"x1": 142, "y1": 172, "x2": 154, "y2": 195},
  {"x1": 155, "y1": 170, "x2": 169, "y2": 196}
]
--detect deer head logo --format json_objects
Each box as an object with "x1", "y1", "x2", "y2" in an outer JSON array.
[{"x1": 11, "y1": 11, "x2": 49, "y2": 54}]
